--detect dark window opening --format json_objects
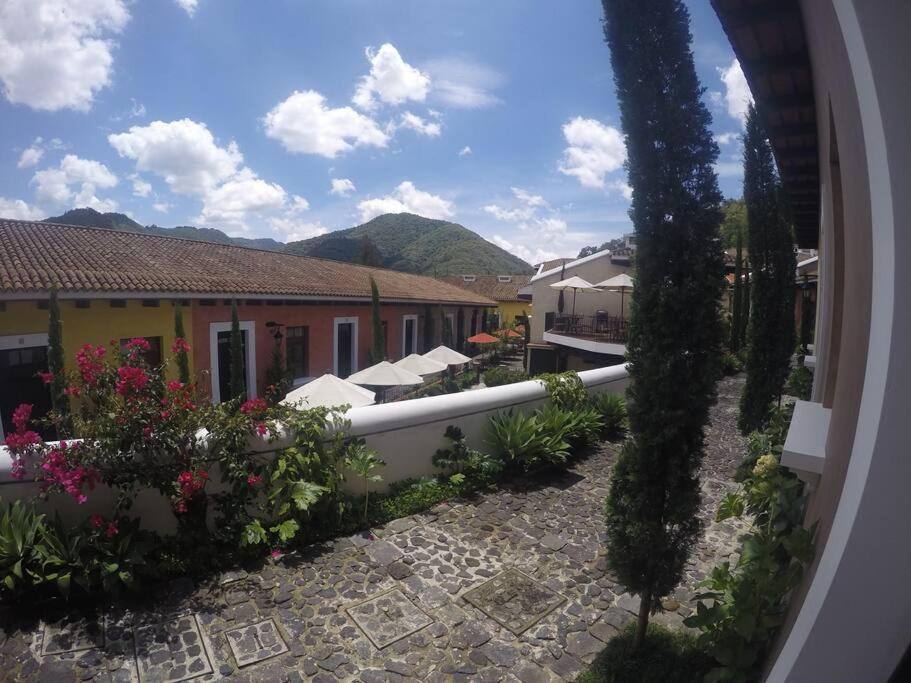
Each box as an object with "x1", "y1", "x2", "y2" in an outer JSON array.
[
  {"x1": 119, "y1": 336, "x2": 163, "y2": 366},
  {"x1": 286, "y1": 326, "x2": 309, "y2": 379}
]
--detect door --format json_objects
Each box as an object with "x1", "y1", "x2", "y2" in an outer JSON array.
[
  {"x1": 336, "y1": 322, "x2": 354, "y2": 378},
  {"x1": 404, "y1": 317, "x2": 415, "y2": 356},
  {"x1": 217, "y1": 329, "x2": 247, "y2": 402},
  {"x1": 0, "y1": 345, "x2": 52, "y2": 438}
]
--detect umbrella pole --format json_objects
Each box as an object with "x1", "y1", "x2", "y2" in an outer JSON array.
[{"x1": 572, "y1": 289, "x2": 577, "y2": 318}]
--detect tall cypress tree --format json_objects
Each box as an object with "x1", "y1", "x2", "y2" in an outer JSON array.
[
  {"x1": 368, "y1": 277, "x2": 385, "y2": 363},
  {"x1": 47, "y1": 287, "x2": 69, "y2": 431},
  {"x1": 173, "y1": 304, "x2": 191, "y2": 384},
  {"x1": 739, "y1": 104, "x2": 795, "y2": 433},
  {"x1": 740, "y1": 263, "x2": 751, "y2": 348},
  {"x1": 602, "y1": 0, "x2": 725, "y2": 646},
  {"x1": 423, "y1": 304, "x2": 435, "y2": 352},
  {"x1": 730, "y1": 228, "x2": 744, "y2": 352},
  {"x1": 229, "y1": 300, "x2": 245, "y2": 401}
]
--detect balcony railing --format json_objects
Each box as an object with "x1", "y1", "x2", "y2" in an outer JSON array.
[{"x1": 546, "y1": 313, "x2": 628, "y2": 344}]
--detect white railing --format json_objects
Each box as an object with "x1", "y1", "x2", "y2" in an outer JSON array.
[{"x1": 0, "y1": 365, "x2": 629, "y2": 533}]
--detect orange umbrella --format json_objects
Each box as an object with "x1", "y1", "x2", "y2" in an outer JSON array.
[
  {"x1": 497, "y1": 329, "x2": 522, "y2": 339},
  {"x1": 467, "y1": 332, "x2": 500, "y2": 344}
]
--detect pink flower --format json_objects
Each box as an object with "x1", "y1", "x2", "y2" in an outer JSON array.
[
  {"x1": 142, "y1": 426, "x2": 153, "y2": 439},
  {"x1": 90, "y1": 514, "x2": 104, "y2": 529},
  {"x1": 116, "y1": 365, "x2": 149, "y2": 396},
  {"x1": 11, "y1": 404, "x2": 32, "y2": 432},
  {"x1": 246, "y1": 473, "x2": 262, "y2": 486},
  {"x1": 3, "y1": 430, "x2": 41, "y2": 449},
  {"x1": 255, "y1": 422, "x2": 268, "y2": 437},
  {"x1": 105, "y1": 521, "x2": 118, "y2": 538},
  {"x1": 270, "y1": 549, "x2": 282, "y2": 560},
  {"x1": 166, "y1": 380, "x2": 184, "y2": 392},
  {"x1": 239, "y1": 398, "x2": 268, "y2": 415},
  {"x1": 37, "y1": 371, "x2": 54, "y2": 384},
  {"x1": 64, "y1": 385, "x2": 81, "y2": 397},
  {"x1": 125, "y1": 337, "x2": 151, "y2": 353},
  {"x1": 76, "y1": 344, "x2": 106, "y2": 385},
  {"x1": 160, "y1": 410, "x2": 171, "y2": 420},
  {"x1": 171, "y1": 337, "x2": 191, "y2": 355},
  {"x1": 10, "y1": 459, "x2": 27, "y2": 480},
  {"x1": 176, "y1": 469, "x2": 208, "y2": 505},
  {"x1": 38, "y1": 442, "x2": 99, "y2": 504}
]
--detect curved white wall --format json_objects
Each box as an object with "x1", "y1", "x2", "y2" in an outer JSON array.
[{"x1": 0, "y1": 365, "x2": 629, "y2": 533}]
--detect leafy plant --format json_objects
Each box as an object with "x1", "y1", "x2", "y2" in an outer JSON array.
[
  {"x1": 539, "y1": 371, "x2": 587, "y2": 410},
  {"x1": 536, "y1": 404, "x2": 603, "y2": 450},
  {"x1": 345, "y1": 440, "x2": 385, "y2": 523},
  {"x1": 785, "y1": 360, "x2": 813, "y2": 401},
  {"x1": 487, "y1": 411, "x2": 570, "y2": 471},
  {"x1": 721, "y1": 350, "x2": 744, "y2": 376},
  {"x1": 432, "y1": 425, "x2": 502, "y2": 486},
  {"x1": 589, "y1": 392, "x2": 627, "y2": 439},
  {"x1": 483, "y1": 366, "x2": 529, "y2": 387},
  {"x1": 0, "y1": 499, "x2": 45, "y2": 594}
]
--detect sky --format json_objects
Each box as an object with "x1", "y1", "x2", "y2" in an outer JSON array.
[{"x1": 0, "y1": 0, "x2": 753, "y2": 265}]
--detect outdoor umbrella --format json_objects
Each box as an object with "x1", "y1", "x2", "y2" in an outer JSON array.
[
  {"x1": 466, "y1": 332, "x2": 500, "y2": 345},
  {"x1": 346, "y1": 361, "x2": 424, "y2": 387},
  {"x1": 394, "y1": 353, "x2": 447, "y2": 376},
  {"x1": 549, "y1": 276, "x2": 602, "y2": 319},
  {"x1": 497, "y1": 328, "x2": 522, "y2": 339},
  {"x1": 595, "y1": 273, "x2": 634, "y2": 320},
  {"x1": 280, "y1": 374, "x2": 375, "y2": 409},
  {"x1": 423, "y1": 345, "x2": 472, "y2": 367}
]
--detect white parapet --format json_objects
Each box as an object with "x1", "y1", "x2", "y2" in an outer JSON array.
[{"x1": 781, "y1": 399, "x2": 831, "y2": 493}]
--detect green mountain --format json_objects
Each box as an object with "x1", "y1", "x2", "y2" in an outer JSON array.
[
  {"x1": 283, "y1": 213, "x2": 533, "y2": 275},
  {"x1": 43, "y1": 208, "x2": 284, "y2": 251}
]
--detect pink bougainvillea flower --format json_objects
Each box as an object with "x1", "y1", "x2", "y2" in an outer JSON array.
[
  {"x1": 246, "y1": 473, "x2": 263, "y2": 486},
  {"x1": 39, "y1": 442, "x2": 100, "y2": 504},
  {"x1": 37, "y1": 371, "x2": 54, "y2": 384},
  {"x1": 12, "y1": 404, "x2": 32, "y2": 432},
  {"x1": 166, "y1": 380, "x2": 184, "y2": 392},
  {"x1": 116, "y1": 365, "x2": 149, "y2": 396},
  {"x1": 64, "y1": 385, "x2": 81, "y2": 397},
  {"x1": 239, "y1": 397, "x2": 268, "y2": 415},
  {"x1": 76, "y1": 344, "x2": 106, "y2": 385},
  {"x1": 255, "y1": 422, "x2": 268, "y2": 437},
  {"x1": 90, "y1": 514, "x2": 104, "y2": 529},
  {"x1": 105, "y1": 521, "x2": 118, "y2": 538},
  {"x1": 125, "y1": 337, "x2": 151, "y2": 353},
  {"x1": 270, "y1": 549, "x2": 283, "y2": 560},
  {"x1": 170, "y1": 337, "x2": 191, "y2": 355}
]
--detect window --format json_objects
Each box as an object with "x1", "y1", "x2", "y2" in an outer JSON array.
[
  {"x1": 462, "y1": 275, "x2": 476, "y2": 283},
  {"x1": 119, "y1": 336, "x2": 163, "y2": 366},
  {"x1": 545, "y1": 312, "x2": 555, "y2": 331},
  {"x1": 497, "y1": 275, "x2": 512, "y2": 283},
  {"x1": 334, "y1": 318, "x2": 358, "y2": 378},
  {"x1": 286, "y1": 326, "x2": 309, "y2": 379},
  {"x1": 110, "y1": 299, "x2": 126, "y2": 308},
  {"x1": 75, "y1": 299, "x2": 90, "y2": 309},
  {"x1": 141, "y1": 299, "x2": 160, "y2": 307}
]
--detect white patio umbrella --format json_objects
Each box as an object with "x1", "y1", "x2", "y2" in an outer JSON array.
[
  {"x1": 423, "y1": 345, "x2": 472, "y2": 367},
  {"x1": 595, "y1": 273, "x2": 634, "y2": 320},
  {"x1": 549, "y1": 276, "x2": 602, "y2": 319},
  {"x1": 394, "y1": 353, "x2": 447, "y2": 376},
  {"x1": 280, "y1": 373, "x2": 375, "y2": 409},
  {"x1": 346, "y1": 361, "x2": 424, "y2": 387}
]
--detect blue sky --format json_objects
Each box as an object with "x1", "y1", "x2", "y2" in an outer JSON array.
[{"x1": 0, "y1": 0, "x2": 752, "y2": 264}]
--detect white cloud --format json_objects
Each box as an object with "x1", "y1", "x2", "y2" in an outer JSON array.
[
  {"x1": 17, "y1": 142, "x2": 43, "y2": 168},
  {"x1": 458, "y1": 145, "x2": 472, "y2": 157},
  {"x1": 352, "y1": 44, "x2": 430, "y2": 111},
  {"x1": 0, "y1": 196, "x2": 45, "y2": 220},
  {"x1": 174, "y1": 0, "x2": 198, "y2": 16},
  {"x1": 714, "y1": 161, "x2": 743, "y2": 178},
  {"x1": 484, "y1": 204, "x2": 534, "y2": 222},
  {"x1": 718, "y1": 59, "x2": 753, "y2": 125},
  {"x1": 264, "y1": 90, "x2": 388, "y2": 158},
  {"x1": 491, "y1": 235, "x2": 557, "y2": 266},
  {"x1": 512, "y1": 187, "x2": 548, "y2": 209},
  {"x1": 129, "y1": 174, "x2": 151, "y2": 197},
  {"x1": 330, "y1": 178, "x2": 356, "y2": 197},
  {"x1": 129, "y1": 98, "x2": 145, "y2": 117},
  {"x1": 396, "y1": 111, "x2": 441, "y2": 137},
  {"x1": 357, "y1": 181, "x2": 454, "y2": 223},
  {"x1": 608, "y1": 180, "x2": 633, "y2": 201},
  {"x1": 152, "y1": 201, "x2": 171, "y2": 213},
  {"x1": 196, "y1": 168, "x2": 287, "y2": 231},
  {"x1": 289, "y1": 195, "x2": 309, "y2": 213},
  {"x1": 714, "y1": 131, "x2": 740, "y2": 146},
  {"x1": 558, "y1": 117, "x2": 627, "y2": 189},
  {"x1": 269, "y1": 217, "x2": 328, "y2": 243},
  {"x1": 109, "y1": 119, "x2": 242, "y2": 196},
  {"x1": 32, "y1": 154, "x2": 118, "y2": 207},
  {"x1": 0, "y1": 0, "x2": 130, "y2": 111},
  {"x1": 424, "y1": 57, "x2": 503, "y2": 109}
]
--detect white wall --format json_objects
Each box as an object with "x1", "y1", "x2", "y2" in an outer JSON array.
[{"x1": 0, "y1": 365, "x2": 629, "y2": 534}]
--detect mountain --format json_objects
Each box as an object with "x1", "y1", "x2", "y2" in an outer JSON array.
[
  {"x1": 43, "y1": 208, "x2": 284, "y2": 251},
  {"x1": 283, "y1": 213, "x2": 534, "y2": 275}
]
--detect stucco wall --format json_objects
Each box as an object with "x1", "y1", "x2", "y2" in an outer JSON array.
[
  {"x1": 528, "y1": 252, "x2": 631, "y2": 343},
  {"x1": 0, "y1": 364, "x2": 629, "y2": 536}
]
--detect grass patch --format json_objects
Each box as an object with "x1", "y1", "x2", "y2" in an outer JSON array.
[{"x1": 577, "y1": 623, "x2": 711, "y2": 683}]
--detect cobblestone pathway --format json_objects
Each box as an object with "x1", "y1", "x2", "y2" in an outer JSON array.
[{"x1": 0, "y1": 376, "x2": 749, "y2": 682}]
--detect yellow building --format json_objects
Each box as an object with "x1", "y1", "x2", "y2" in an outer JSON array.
[{"x1": 438, "y1": 275, "x2": 532, "y2": 328}]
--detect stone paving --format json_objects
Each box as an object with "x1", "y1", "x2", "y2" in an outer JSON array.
[{"x1": 0, "y1": 376, "x2": 749, "y2": 682}]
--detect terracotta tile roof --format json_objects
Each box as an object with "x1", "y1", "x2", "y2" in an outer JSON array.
[
  {"x1": 0, "y1": 219, "x2": 496, "y2": 306},
  {"x1": 537, "y1": 258, "x2": 574, "y2": 271},
  {"x1": 437, "y1": 275, "x2": 532, "y2": 302}
]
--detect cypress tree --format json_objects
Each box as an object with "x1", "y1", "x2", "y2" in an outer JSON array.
[
  {"x1": 423, "y1": 305, "x2": 434, "y2": 352},
  {"x1": 740, "y1": 263, "x2": 751, "y2": 348},
  {"x1": 368, "y1": 277, "x2": 385, "y2": 363},
  {"x1": 730, "y1": 228, "x2": 744, "y2": 352},
  {"x1": 229, "y1": 300, "x2": 245, "y2": 401},
  {"x1": 173, "y1": 304, "x2": 191, "y2": 384},
  {"x1": 739, "y1": 104, "x2": 795, "y2": 433},
  {"x1": 602, "y1": 0, "x2": 725, "y2": 646},
  {"x1": 47, "y1": 287, "x2": 69, "y2": 431}
]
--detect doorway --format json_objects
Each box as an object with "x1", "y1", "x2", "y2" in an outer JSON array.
[
  {"x1": 0, "y1": 334, "x2": 51, "y2": 439},
  {"x1": 334, "y1": 317, "x2": 358, "y2": 378}
]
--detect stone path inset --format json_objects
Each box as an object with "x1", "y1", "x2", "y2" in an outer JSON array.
[{"x1": 0, "y1": 375, "x2": 750, "y2": 682}]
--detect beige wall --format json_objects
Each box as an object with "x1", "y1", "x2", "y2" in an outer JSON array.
[{"x1": 528, "y1": 252, "x2": 631, "y2": 342}]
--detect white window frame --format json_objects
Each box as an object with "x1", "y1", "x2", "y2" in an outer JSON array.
[
  {"x1": 208, "y1": 320, "x2": 257, "y2": 404},
  {"x1": 333, "y1": 316, "x2": 359, "y2": 378},
  {"x1": 0, "y1": 333, "x2": 49, "y2": 440},
  {"x1": 401, "y1": 314, "x2": 418, "y2": 358}
]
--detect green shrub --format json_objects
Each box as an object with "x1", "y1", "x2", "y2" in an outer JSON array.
[
  {"x1": 720, "y1": 350, "x2": 744, "y2": 376},
  {"x1": 539, "y1": 371, "x2": 587, "y2": 410},
  {"x1": 0, "y1": 499, "x2": 45, "y2": 595},
  {"x1": 536, "y1": 404, "x2": 603, "y2": 450},
  {"x1": 589, "y1": 393, "x2": 627, "y2": 439},
  {"x1": 487, "y1": 411, "x2": 570, "y2": 471},
  {"x1": 432, "y1": 426, "x2": 503, "y2": 486},
  {"x1": 578, "y1": 622, "x2": 711, "y2": 683},
  {"x1": 785, "y1": 362, "x2": 813, "y2": 400},
  {"x1": 483, "y1": 366, "x2": 530, "y2": 387}
]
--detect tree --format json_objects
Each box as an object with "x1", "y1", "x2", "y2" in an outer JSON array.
[
  {"x1": 356, "y1": 236, "x2": 382, "y2": 267},
  {"x1": 557, "y1": 262, "x2": 566, "y2": 313},
  {"x1": 265, "y1": 331, "x2": 287, "y2": 401},
  {"x1": 739, "y1": 104, "x2": 795, "y2": 433},
  {"x1": 368, "y1": 277, "x2": 385, "y2": 363},
  {"x1": 229, "y1": 300, "x2": 245, "y2": 401},
  {"x1": 602, "y1": 0, "x2": 725, "y2": 647},
  {"x1": 730, "y1": 227, "x2": 745, "y2": 352},
  {"x1": 423, "y1": 305, "x2": 435, "y2": 352},
  {"x1": 47, "y1": 287, "x2": 69, "y2": 431},
  {"x1": 173, "y1": 304, "x2": 191, "y2": 384}
]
